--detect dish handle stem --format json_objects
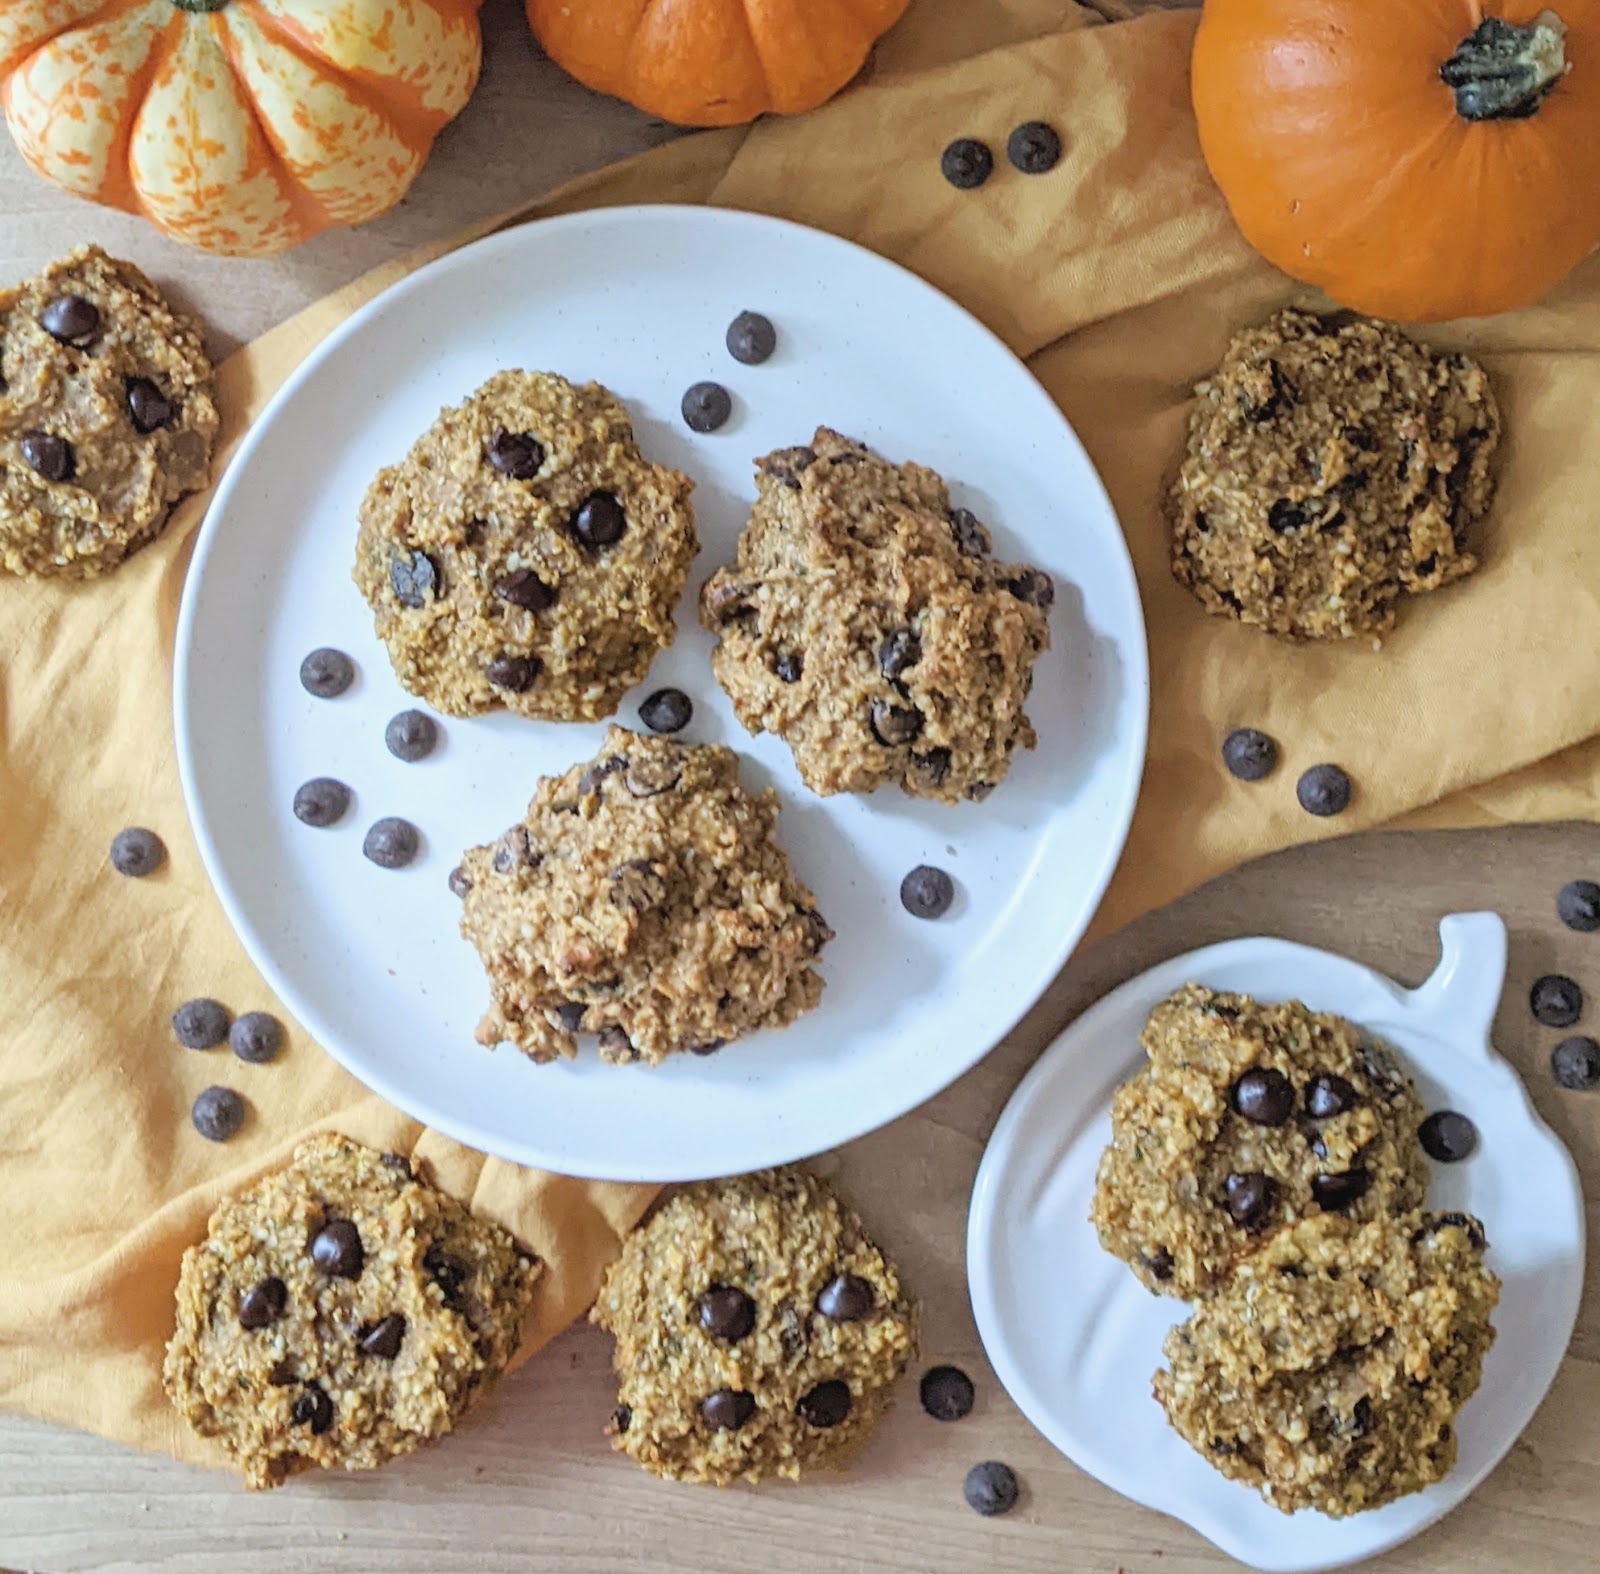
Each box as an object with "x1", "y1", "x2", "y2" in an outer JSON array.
[{"x1": 1402, "y1": 912, "x2": 1508, "y2": 1044}]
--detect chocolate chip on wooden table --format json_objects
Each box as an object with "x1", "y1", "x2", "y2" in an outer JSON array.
[
  {"x1": 39, "y1": 293, "x2": 99, "y2": 344},
  {"x1": 20, "y1": 431, "x2": 73, "y2": 482},
  {"x1": 389, "y1": 550, "x2": 438, "y2": 608},
  {"x1": 385, "y1": 709, "x2": 438, "y2": 761},
  {"x1": 815, "y1": 1273, "x2": 874, "y2": 1322},
  {"x1": 1311, "y1": 1168, "x2": 1370, "y2": 1210},
  {"x1": 486, "y1": 654, "x2": 541, "y2": 693},
  {"x1": 363, "y1": 817, "x2": 420, "y2": 869},
  {"x1": 1007, "y1": 120, "x2": 1062, "y2": 174},
  {"x1": 293, "y1": 777, "x2": 351, "y2": 828},
  {"x1": 1222, "y1": 728, "x2": 1278, "y2": 782},
  {"x1": 869, "y1": 698, "x2": 923, "y2": 746},
  {"x1": 173, "y1": 997, "x2": 231, "y2": 1049},
  {"x1": 291, "y1": 1382, "x2": 334, "y2": 1434},
  {"x1": 726, "y1": 310, "x2": 777, "y2": 365},
  {"x1": 1418, "y1": 1110, "x2": 1478, "y2": 1163},
  {"x1": 230, "y1": 1011, "x2": 283, "y2": 1064},
  {"x1": 110, "y1": 826, "x2": 166, "y2": 877},
  {"x1": 570, "y1": 490, "x2": 626, "y2": 549},
  {"x1": 1304, "y1": 1073, "x2": 1358, "y2": 1119},
  {"x1": 448, "y1": 865, "x2": 474, "y2": 898},
  {"x1": 191, "y1": 1085, "x2": 245, "y2": 1141},
  {"x1": 879, "y1": 628, "x2": 921, "y2": 681},
  {"x1": 681, "y1": 381, "x2": 732, "y2": 433},
  {"x1": 900, "y1": 865, "x2": 955, "y2": 920},
  {"x1": 299, "y1": 646, "x2": 354, "y2": 698},
  {"x1": 964, "y1": 1460, "x2": 1020, "y2": 1517},
  {"x1": 1559, "y1": 879, "x2": 1600, "y2": 932},
  {"x1": 1297, "y1": 764, "x2": 1352, "y2": 817},
  {"x1": 774, "y1": 651, "x2": 803, "y2": 684},
  {"x1": 947, "y1": 506, "x2": 991, "y2": 556},
  {"x1": 920, "y1": 1365, "x2": 975, "y2": 1422},
  {"x1": 357, "y1": 1313, "x2": 407, "y2": 1360},
  {"x1": 1551, "y1": 1035, "x2": 1600, "y2": 1090},
  {"x1": 796, "y1": 1379, "x2": 851, "y2": 1428},
  {"x1": 1531, "y1": 973, "x2": 1582, "y2": 1028},
  {"x1": 1222, "y1": 1171, "x2": 1274, "y2": 1227},
  {"x1": 696, "y1": 1285, "x2": 756, "y2": 1342},
  {"x1": 485, "y1": 426, "x2": 544, "y2": 479},
  {"x1": 237, "y1": 1276, "x2": 287, "y2": 1330},
  {"x1": 1229, "y1": 1067, "x2": 1293, "y2": 1126},
  {"x1": 941, "y1": 137, "x2": 994, "y2": 189},
  {"x1": 639, "y1": 687, "x2": 692, "y2": 734},
  {"x1": 310, "y1": 1219, "x2": 364, "y2": 1279},
  {"x1": 125, "y1": 377, "x2": 176, "y2": 433},
  {"x1": 701, "y1": 1388, "x2": 756, "y2": 1431},
  {"x1": 492, "y1": 568, "x2": 555, "y2": 611}
]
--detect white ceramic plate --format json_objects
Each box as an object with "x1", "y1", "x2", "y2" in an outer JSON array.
[
  {"x1": 174, "y1": 205, "x2": 1148, "y2": 1181},
  {"x1": 967, "y1": 913, "x2": 1585, "y2": 1573}
]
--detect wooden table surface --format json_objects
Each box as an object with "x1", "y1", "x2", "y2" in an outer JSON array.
[{"x1": 3, "y1": 4, "x2": 1597, "y2": 1572}]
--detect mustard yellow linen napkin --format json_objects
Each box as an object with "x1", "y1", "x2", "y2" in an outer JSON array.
[{"x1": 2, "y1": 0, "x2": 1595, "y2": 1470}]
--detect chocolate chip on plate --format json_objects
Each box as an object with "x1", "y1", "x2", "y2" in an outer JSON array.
[
  {"x1": 492, "y1": 568, "x2": 555, "y2": 611},
  {"x1": 796, "y1": 1380, "x2": 851, "y2": 1429},
  {"x1": 1229, "y1": 1067, "x2": 1293, "y2": 1126},
  {"x1": 1559, "y1": 879, "x2": 1600, "y2": 932},
  {"x1": 191, "y1": 1085, "x2": 245, "y2": 1141},
  {"x1": 363, "y1": 817, "x2": 420, "y2": 869},
  {"x1": 110, "y1": 826, "x2": 166, "y2": 877},
  {"x1": 869, "y1": 698, "x2": 923, "y2": 746},
  {"x1": 237, "y1": 1276, "x2": 287, "y2": 1330},
  {"x1": 173, "y1": 997, "x2": 231, "y2": 1049},
  {"x1": 390, "y1": 550, "x2": 438, "y2": 608},
  {"x1": 357, "y1": 1313, "x2": 407, "y2": 1360},
  {"x1": 229, "y1": 1011, "x2": 283, "y2": 1064},
  {"x1": 701, "y1": 1388, "x2": 756, "y2": 1431},
  {"x1": 1551, "y1": 1035, "x2": 1600, "y2": 1090},
  {"x1": 920, "y1": 1365, "x2": 975, "y2": 1422},
  {"x1": 1222, "y1": 728, "x2": 1278, "y2": 782},
  {"x1": 900, "y1": 865, "x2": 955, "y2": 920},
  {"x1": 775, "y1": 652, "x2": 804, "y2": 684},
  {"x1": 125, "y1": 376, "x2": 176, "y2": 433},
  {"x1": 39, "y1": 293, "x2": 99, "y2": 344},
  {"x1": 570, "y1": 490, "x2": 627, "y2": 550},
  {"x1": 1304, "y1": 1073, "x2": 1358, "y2": 1120},
  {"x1": 1310, "y1": 1168, "x2": 1370, "y2": 1210},
  {"x1": 727, "y1": 311, "x2": 778, "y2": 365},
  {"x1": 20, "y1": 430, "x2": 73, "y2": 482},
  {"x1": 299, "y1": 647, "x2": 355, "y2": 698},
  {"x1": 385, "y1": 709, "x2": 439, "y2": 762},
  {"x1": 291, "y1": 1382, "x2": 334, "y2": 1434},
  {"x1": 681, "y1": 381, "x2": 732, "y2": 433},
  {"x1": 815, "y1": 1273, "x2": 874, "y2": 1323},
  {"x1": 1007, "y1": 120, "x2": 1063, "y2": 174},
  {"x1": 1297, "y1": 763, "x2": 1352, "y2": 817},
  {"x1": 696, "y1": 1286, "x2": 756, "y2": 1343},
  {"x1": 941, "y1": 137, "x2": 994, "y2": 190},
  {"x1": 1418, "y1": 1110, "x2": 1478, "y2": 1163},
  {"x1": 293, "y1": 777, "x2": 351, "y2": 828},
  {"x1": 1222, "y1": 1171, "x2": 1274, "y2": 1227},
  {"x1": 485, "y1": 426, "x2": 544, "y2": 479},
  {"x1": 310, "y1": 1219, "x2": 365, "y2": 1279},
  {"x1": 1531, "y1": 973, "x2": 1582, "y2": 1028},
  {"x1": 964, "y1": 1460, "x2": 1020, "y2": 1517},
  {"x1": 879, "y1": 628, "x2": 922, "y2": 681},
  {"x1": 639, "y1": 687, "x2": 692, "y2": 734}
]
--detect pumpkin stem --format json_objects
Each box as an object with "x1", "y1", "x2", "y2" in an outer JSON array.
[
  {"x1": 171, "y1": 0, "x2": 229, "y2": 11},
  {"x1": 1440, "y1": 9, "x2": 1569, "y2": 120}
]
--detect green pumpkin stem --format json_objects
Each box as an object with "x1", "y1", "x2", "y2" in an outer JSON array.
[{"x1": 1440, "y1": 9, "x2": 1570, "y2": 121}]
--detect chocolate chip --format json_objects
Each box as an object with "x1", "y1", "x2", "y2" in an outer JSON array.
[
  {"x1": 110, "y1": 827, "x2": 165, "y2": 877},
  {"x1": 389, "y1": 550, "x2": 438, "y2": 608},
  {"x1": 815, "y1": 1273, "x2": 874, "y2": 1322},
  {"x1": 173, "y1": 998, "x2": 231, "y2": 1049},
  {"x1": 1143, "y1": 1247, "x2": 1174, "y2": 1281},
  {"x1": 796, "y1": 1380, "x2": 851, "y2": 1428},
  {"x1": 1332, "y1": 1396, "x2": 1373, "y2": 1439},
  {"x1": 1297, "y1": 764, "x2": 1352, "y2": 817},
  {"x1": 380, "y1": 1152, "x2": 413, "y2": 1179},
  {"x1": 611, "y1": 1403, "x2": 632, "y2": 1434},
  {"x1": 696, "y1": 1286, "x2": 756, "y2": 1342},
  {"x1": 493, "y1": 825, "x2": 537, "y2": 874},
  {"x1": 580, "y1": 756, "x2": 626, "y2": 796},
  {"x1": 609, "y1": 858, "x2": 667, "y2": 913},
  {"x1": 293, "y1": 777, "x2": 351, "y2": 828},
  {"x1": 947, "y1": 507, "x2": 991, "y2": 556},
  {"x1": 639, "y1": 688, "x2": 692, "y2": 734},
  {"x1": 1222, "y1": 728, "x2": 1277, "y2": 782},
  {"x1": 1007, "y1": 120, "x2": 1062, "y2": 174},
  {"x1": 485, "y1": 427, "x2": 544, "y2": 479},
  {"x1": 941, "y1": 137, "x2": 994, "y2": 189},
  {"x1": 299, "y1": 647, "x2": 354, "y2": 698},
  {"x1": 1007, "y1": 568, "x2": 1055, "y2": 610},
  {"x1": 1311, "y1": 1169, "x2": 1370, "y2": 1210},
  {"x1": 1553, "y1": 1035, "x2": 1600, "y2": 1090},
  {"x1": 1532, "y1": 973, "x2": 1583, "y2": 1028},
  {"x1": 758, "y1": 447, "x2": 816, "y2": 488},
  {"x1": 191, "y1": 1085, "x2": 245, "y2": 1141},
  {"x1": 1222, "y1": 1171, "x2": 1274, "y2": 1227},
  {"x1": 1229, "y1": 1067, "x2": 1293, "y2": 1126},
  {"x1": 570, "y1": 491, "x2": 626, "y2": 550},
  {"x1": 238, "y1": 1276, "x2": 287, "y2": 1330},
  {"x1": 357, "y1": 1313, "x2": 406, "y2": 1360},
  {"x1": 963, "y1": 1460, "x2": 1019, "y2": 1517},
  {"x1": 727, "y1": 311, "x2": 777, "y2": 365},
  {"x1": 689, "y1": 1039, "x2": 725, "y2": 1056},
  {"x1": 1419, "y1": 1110, "x2": 1478, "y2": 1163},
  {"x1": 424, "y1": 1245, "x2": 467, "y2": 1304},
  {"x1": 486, "y1": 654, "x2": 541, "y2": 692},
  {"x1": 625, "y1": 755, "x2": 683, "y2": 798},
  {"x1": 383, "y1": 709, "x2": 438, "y2": 763},
  {"x1": 20, "y1": 431, "x2": 73, "y2": 482},
  {"x1": 125, "y1": 377, "x2": 177, "y2": 433},
  {"x1": 775, "y1": 652, "x2": 804, "y2": 683},
  {"x1": 1268, "y1": 498, "x2": 1311, "y2": 533},
  {"x1": 492, "y1": 568, "x2": 555, "y2": 611},
  {"x1": 1559, "y1": 879, "x2": 1600, "y2": 932},
  {"x1": 879, "y1": 628, "x2": 922, "y2": 681},
  {"x1": 229, "y1": 1011, "x2": 283, "y2": 1064},
  {"x1": 291, "y1": 1382, "x2": 334, "y2": 1434},
  {"x1": 870, "y1": 698, "x2": 923, "y2": 746},
  {"x1": 911, "y1": 748, "x2": 952, "y2": 790},
  {"x1": 598, "y1": 1025, "x2": 636, "y2": 1060},
  {"x1": 40, "y1": 294, "x2": 99, "y2": 343},
  {"x1": 1412, "y1": 1211, "x2": 1487, "y2": 1252},
  {"x1": 920, "y1": 1366, "x2": 975, "y2": 1422},
  {"x1": 310, "y1": 1219, "x2": 364, "y2": 1279},
  {"x1": 900, "y1": 865, "x2": 955, "y2": 920},
  {"x1": 448, "y1": 865, "x2": 473, "y2": 898},
  {"x1": 363, "y1": 817, "x2": 419, "y2": 869},
  {"x1": 1305, "y1": 1073, "x2": 1358, "y2": 1120},
  {"x1": 701, "y1": 1388, "x2": 756, "y2": 1431},
  {"x1": 552, "y1": 1001, "x2": 587, "y2": 1032},
  {"x1": 681, "y1": 381, "x2": 732, "y2": 433}
]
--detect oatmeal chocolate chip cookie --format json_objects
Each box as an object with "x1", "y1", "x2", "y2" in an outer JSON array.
[
  {"x1": 353, "y1": 371, "x2": 696, "y2": 722},
  {"x1": 591, "y1": 1166, "x2": 917, "y2": 1485},
  {"x1": 163, "y1": 1133, "x2": 538, "y2": 1489},
  {"x1": 1155, "y1": 1211, "x2": 1499, "y2": 1516},
  {"x1": 457, "y1": 726, "x2": 831, "y2": 1066},
  {"x1": 0, "y1": 245, "x2": 217, "y2": 578},
  {"x1": 699, "y1": 428, "x2": 1052, "y2": 804},
  {"x1": 1091, "y1": 985, "x2": 1428, "y2": 1298},
  {"x1": 1170, "y1": 309, "x2": 1499, "y2": 641}
]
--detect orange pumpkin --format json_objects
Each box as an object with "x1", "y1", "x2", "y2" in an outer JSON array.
[
  {"x1": 525, "y1": 0, "x2": 910, "y2": 128},
  {"x1": 0, "y1": 0, "x2": 484, "y2": 257},
  {"x1": 1191, "y1": 2, "x2": 1600, "y2": 321}
]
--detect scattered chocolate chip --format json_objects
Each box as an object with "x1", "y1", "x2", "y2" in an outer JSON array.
[
  {"x1": 911, "y1": 748, "x2": 952, "y2": 790},
  {"x1": 20, "y1": 431, "x2": 73, "y2": 482},
  {"x1": 796, "y1": 1380, "x2": 851, "y2": 1429},
  {"x1": 1143, "y1": 1247, "x2": 1174, "y2": 1281},
  {"x1": 424, "y1": 1244, "x2": 467, "y2": 1303},
  {"x1": 552, "y1": 1001, "x2": 587, "y2": 1033},
  {"x1": 1229, "y1": 1067, "x2": 1293, "y2": 1126},
  {"x1": 1532, "y1": 973, "x2": 1583, "y2": 1028},
  {"x1": 448, "y1": 865, "x2": 473, "y2": 898},
  {"x1": 1222, "y1": 728, "x2": 1277, "y2": 782},
  {"x1": 485, "y1": 654, "x2": 541, "y2": 692},
  {"x1": 191, "y1": 1085, "x2": 245, "y2": 1141},
  {"x1": 485, "y1": 427, "x2": 544, "y2": 479},
  {"x1": 727, "y1": 311, "x2": 777, "y2": 365},
  {"x1": 293, "y1": 777, "x2": 351, "y2": 828},
  {"x1": 625, "y1": 755, "x2": 683, "y2": 799},
  {"x1": 1311, "y1": 1169, "x2": 1370, "y2": 1210},
  {"x1": 900, "y1": 865, "x2": 955, "y2": 920},
  {"x1": 110, "y1": 827, "x2": 166, "y2": 877},
  {"x1": 775, "y1": 652, "x2": 804, "y2": 683},
  {"x1": 492, "y1": 568, "x2": 555, "y2": 611},
  {"x1": 612, "y1": 1403, "x2": 632, "y2": 1434},
  {"x1": 1559, "y1": 879, "x2": 1600, "y2": 932},
  {"x1": 869, "y1": 698, "x2": 923, "y2": 747},
  {"x1": 1305, "y1": 1073, "x2": 1358, "y2": 1120},
  {"x1": 389, "y1": 550, "x2": 437, "y2": 608},
  {"x1": 963, "y1": 1460, "x2": 1019, "y2": 1517},
  {"x1": 384, "y1": 709, "x2": 438, "y2": 763},
  {"x1": 570, "y1": 491, "x2": 626, "y2": 550},
  {"x1": 1297, "y1": 764, "x2": 1352, "y2": 817},
  {"x1": 1418, "y1": 1110, "x2": 1478, "y2": 1163},
  {"x1": 697, "y1": 1286, "x2": 756, "y2": 1343},
  {"x1": 299, "y1": 647, "x2": 354, "y2": 698},
  {"x1": 879, "y1": 628, "x2": 922, "y2": 681},
  {"x1": 681, "y1": 380, "x2": 732, "y2": 433},
  {"x1": 947, "y1": 507, "x2": 991, "y2": 556},
  {"x1": 173, "y1": 998, "x2": 231, "y2": 1050},
  {"x1": 357, "y1": 1313, "x2": 406, "y2": 1360},
  {"x1": 639, "y1": 688, "x2": 692, "y2": 734},
  {"x1": 363, "y1": 817, "x2": 419, "y2": 869},
  {"x1": 1007, "y1": 120, "x2": 1062, "y2": 174},
  {"x1": 815, "y1": 1273, "x2": 874, "y2": 1322},
  {"x1": 40, "y1": 294, "x2": 99, "y2": 344},
  {"x1": 1552, "y1": 1035, "x2": 1600, "y2": 1090},
  {"x1": 229, "y1": 1011, "x2": 283, "y2": 1064},
  {"x1": 291, "y1": 1382, "x2": 334, "y2": 1434},
  {"x1": 125, "y1": 377, "x2": 176, "y2": 433},
  {"x1": 238, "y1": 1276, "x2": 287, "y2": 1330},
  {"x1": 1007, "y1": 567, "x2": 1055, "y2": 610},
  {"x1": 1222, "y1": 1171, "x2": 1274, "y2": 1228},
  {"x1": 701, "y1": 1388, "x2": 756, "y2": 1431},
  {"x1": 941, "y1": 137, "x2": 994, "y2": 189},
  {"x1": 919, "y1": 1366, "x2": 975, "y2": 1422},
  {"x1": 310, "y1": 1219, "x2": 364, "y2": 1279}
]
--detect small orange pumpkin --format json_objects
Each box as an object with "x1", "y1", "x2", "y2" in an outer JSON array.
[
  {"x1": 1191, "y1": 2, "x2": 1600, "y2": 321},
  {"x1": 525, "y1": 0, "x2": 911, "y2": 128},
  {"x1": 0, "y1": 0, "x2": 484, "y2": 257}
]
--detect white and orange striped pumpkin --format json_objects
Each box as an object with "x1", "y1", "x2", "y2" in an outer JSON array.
[{"x1": 0, "y1": 0, "x2": 483, "y2": 256}]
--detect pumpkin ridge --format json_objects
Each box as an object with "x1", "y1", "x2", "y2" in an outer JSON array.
[
  {"x1": 0, "y1": 0, "x2": 155, "y2": 83},
  {"x1": 109, "y1": 7, "x2": 191, "y2": 215}
]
